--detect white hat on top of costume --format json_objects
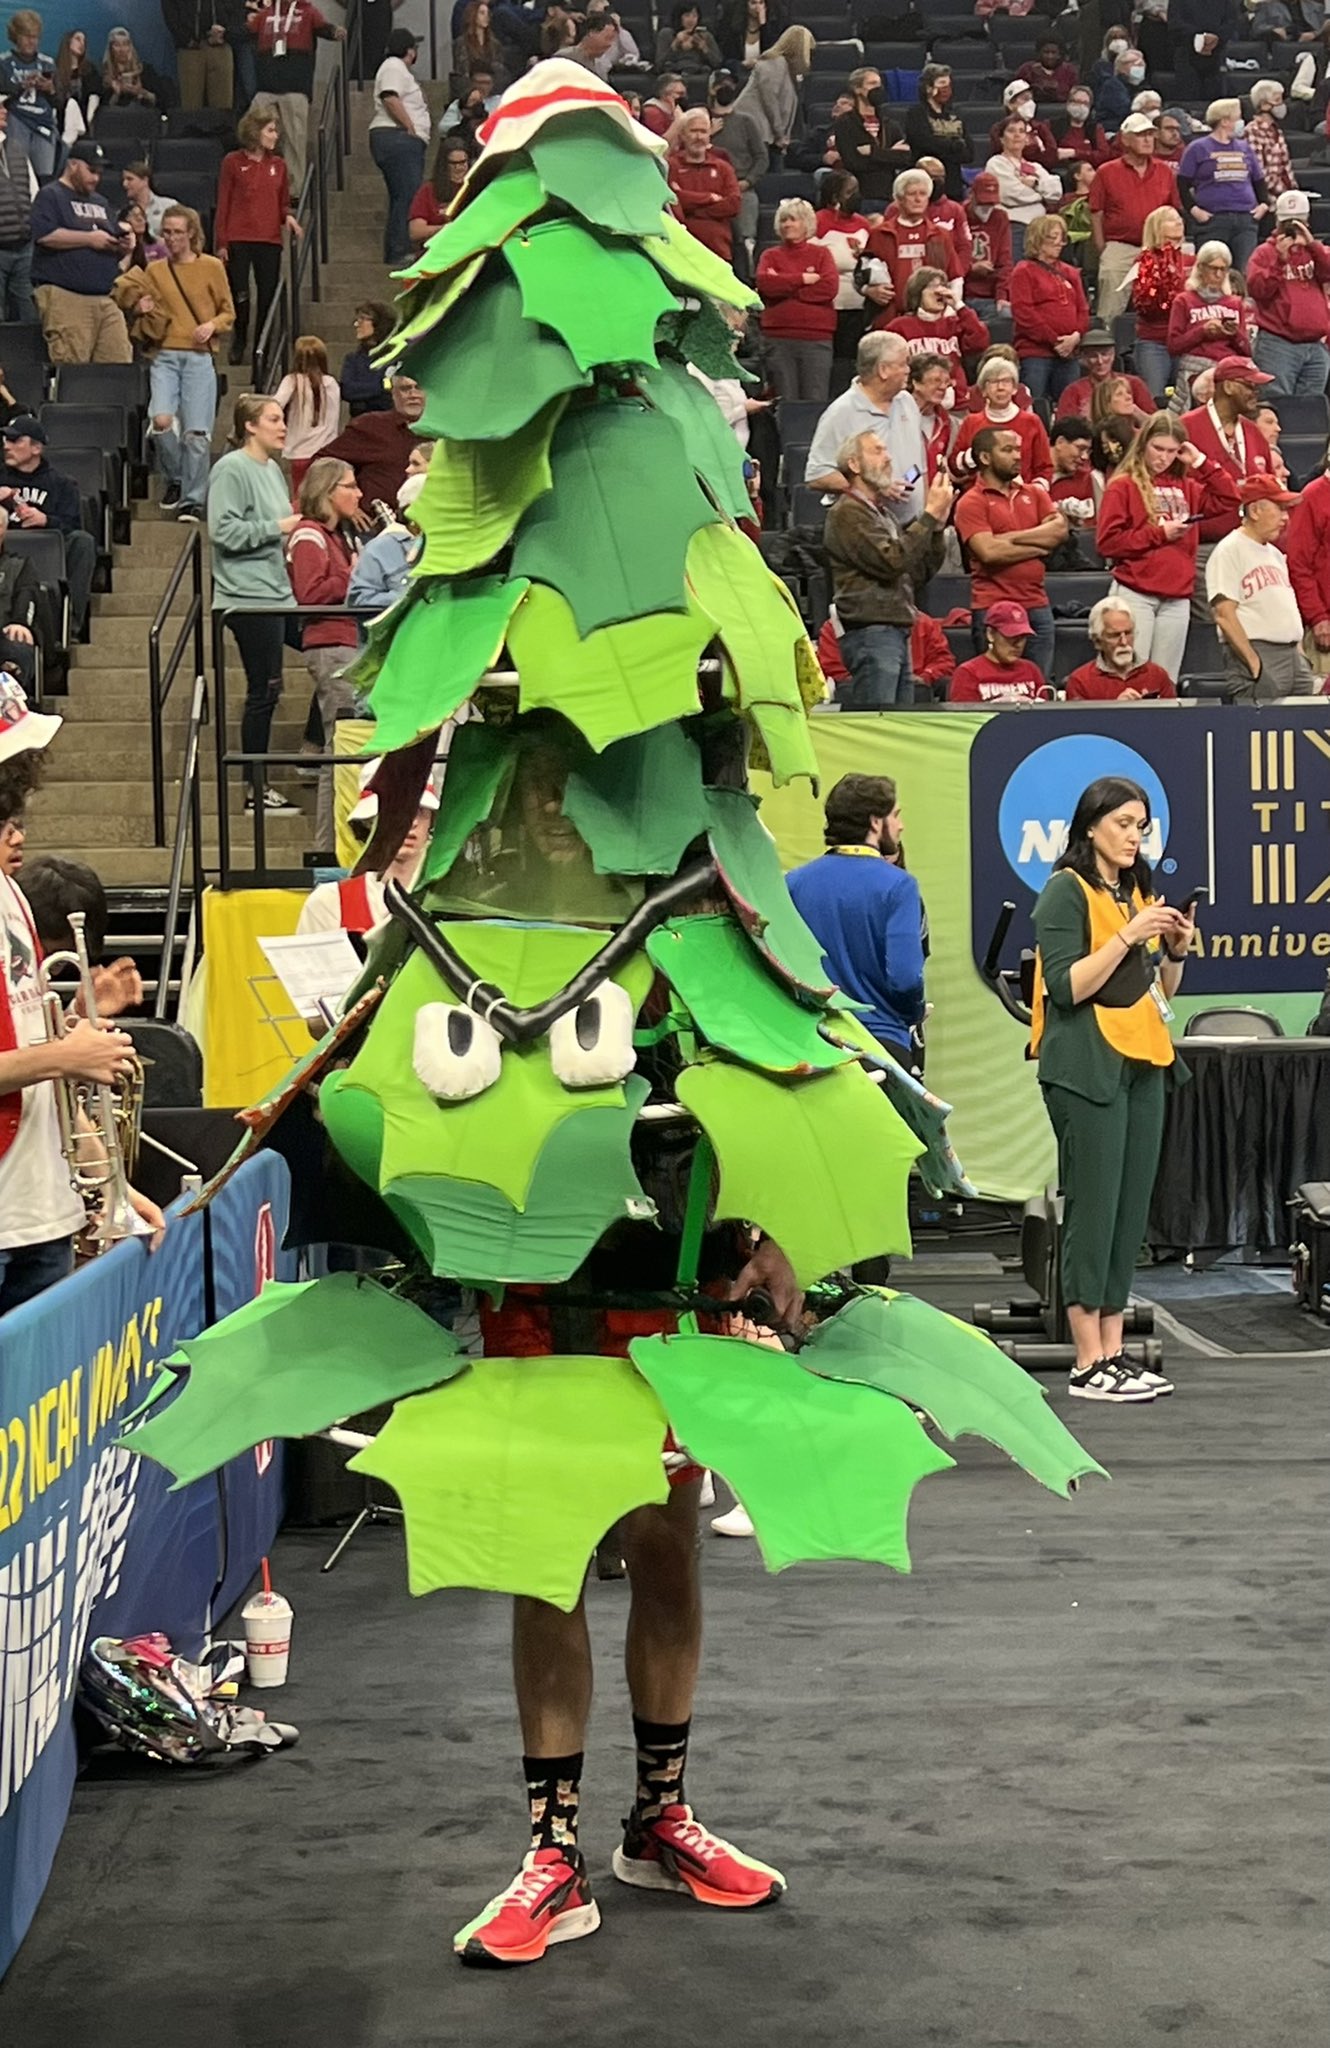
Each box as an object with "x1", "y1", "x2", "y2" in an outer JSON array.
[
  {"x1": 0, "y1": 674, "x2": 61, "y2": 765},
  {"x1": 349, "y1": 758, "x2": 443, "y2": 825},
  {"x1": 473, "y1": 56, "x2": 668, "y2": 166}
]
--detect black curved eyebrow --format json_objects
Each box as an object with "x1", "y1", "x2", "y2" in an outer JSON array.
[{"x1": 383, "y1": 857, "x2": 718, "y2": 1047}]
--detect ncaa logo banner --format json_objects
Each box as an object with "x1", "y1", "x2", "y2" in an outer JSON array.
[{"x1": 969, "y1": 707, "x2": 1330, "y2": 996}]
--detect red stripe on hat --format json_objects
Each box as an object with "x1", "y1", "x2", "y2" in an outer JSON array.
[{"x1": 477, "y1": 83, "x2": 627, "y2": 145}]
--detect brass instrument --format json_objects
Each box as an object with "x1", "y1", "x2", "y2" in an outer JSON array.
[
  {"x1": 39, "y1": 911, "x2": 150, "y2": 1255},
  {"x1": 370, "y1": 498, "x2": 401, "y2": 531}
]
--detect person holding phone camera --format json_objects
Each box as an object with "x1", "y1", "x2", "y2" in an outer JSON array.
[
  {"x1": 1247, "y1": 193, "x2": 1330, "y2": 397},
  {"x1": 1030, "y1": 776, "x2": 1192, "y2": 1404},
  {"x1": 823, "y1": 428, "x2": 952, "y2": 708}
]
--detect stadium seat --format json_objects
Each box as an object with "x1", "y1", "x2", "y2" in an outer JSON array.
[
  {"x1": 1049, "y1": 621, "x2": 1091, "y2": 686},
  {"x1": 92, "y1": 103, "x2": 164, "y2": 147},
  {"x1": 1267, "y1": 394, "x2": 1330, "y2": 437},
  {"x1": 2, "y1": 360, "x2": 51, "y2": 414},
  {"x1": 165, "y1": 104, "x2": 234, "y2": 144},
  {"x1": 786, "y1": 485, "x2": 831, "y2": 530},
  {"x1": 40, "y1": 403, "x2": 138, "y2": 471},
  {"x1": 1281, "y1": 436, "x2": 1327, "y2": 486},
  {"x1": 812, "y1": 41, "x2": 865, "y2": 70},
  {"x1": 776, "y1": 399, "x2": 828, "y2": 449},
  {"x1": 1046, "y1": 574, "x2": 1106, "y2": 619},
  {"x1": 931, "y1": 41, "x2": 998, "y2": 71},
  {"x1": 756, "y1": 171, "x2": 819, "y2": 204},
  {"x1": 0, "y1": 321, "x2": 50, "y2": 373},
  {"x1": 153, "y1": 137, "x2": 225, "y2": 178},
  {"x1": 54, "y1": 364, "x2": 149, "y2": 412},
  {"x1": 159, "y1": 171, "x2": 217, "y2": 234}
]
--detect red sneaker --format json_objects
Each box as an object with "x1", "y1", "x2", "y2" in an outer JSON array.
[
  {"x1": 611, "y1": 1803, "x2": 786, "y2": 1909},
  {"x1": 453, "y1": 1847, "x2": 601, "y2": 1966}
]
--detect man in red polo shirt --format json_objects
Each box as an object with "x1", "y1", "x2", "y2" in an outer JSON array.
[
  {"x1": 1063, "y1": 597, "x2": 1177, "y2": 700},
  {"x1": 1088, "y1": 113, "x2": 1179, "y2": 324},
  {"x1": 948, "y1": 602, "x2": 1048, "y2": 704},
  {"x1": 953, "y1": 425, "x2": 1066, "y2": 682}
]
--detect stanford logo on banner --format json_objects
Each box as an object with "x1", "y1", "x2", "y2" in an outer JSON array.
[{"x1": 969, "y1": 707, "x2": 1330, "y2": 995}]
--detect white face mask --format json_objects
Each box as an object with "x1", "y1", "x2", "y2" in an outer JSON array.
[
  {"x1": 1067, "y1": 100, "x2": 1089, "y2": 123},
  {"x1": 1270, "y1": 102, "x2": 1287, "y2": 121},
  {"x1": 1127, "y1": 64, "x2": 1145, "y2": 84},
  {"x1": 1013, "y1": 97, "x2": 1036, "y2": 120},
  {"x1": 1108, "y1": 38, "x2": 1128, "y2": 57},
  {"x1": 1233, "y1": 117, "x2": 1246, "y2": 137}
]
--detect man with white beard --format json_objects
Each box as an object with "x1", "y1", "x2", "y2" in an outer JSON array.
[{"x1": 1062, "y1": 596, "x2": 1178, "y2": 700}]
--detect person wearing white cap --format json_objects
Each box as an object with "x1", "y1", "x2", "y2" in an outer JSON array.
[
  {"x1": 0, "y1": 678, "x2": 164, "y2": 1312},
  {"x1": 1206, "y1": 473, "x2": 1317, "y2": 699},
  {"x1": 987, "y1": 79, "x2": 1060, "y2": 175},
  {"x1": 1087, "y1": 113, "x2": 1180, "y2": 322},
  {"x1": 1247, "y1": 193, "x2": 1330, "y2": 396},
  {"x1": 295, "y1": 761, "x2": 439, "y2": 938}
]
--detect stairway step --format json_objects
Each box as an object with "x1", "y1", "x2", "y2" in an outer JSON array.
[{"x1": 93, "y1": 587, "x2": 193, "y2": 618}]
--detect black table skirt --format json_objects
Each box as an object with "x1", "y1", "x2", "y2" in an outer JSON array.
[{"x1": 1149, "y1": 1041, "x2": 1330, "y2": 1256}]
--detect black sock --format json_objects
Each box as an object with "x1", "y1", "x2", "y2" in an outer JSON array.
[
  {"x1": 632, "y1": 1716, "x2": 691, "y2": 1822},
  {"x1": 524, "y1": 1752, "x2": 583, "y2": 1853}
]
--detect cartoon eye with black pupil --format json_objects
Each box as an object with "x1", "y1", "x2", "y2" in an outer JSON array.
[
  {"x1": 550, "y1": 981, "x2": 636, "y2": 1087},
  {"x1": 413, "y1": 1003, "x2": 503, "y2": 1102}
]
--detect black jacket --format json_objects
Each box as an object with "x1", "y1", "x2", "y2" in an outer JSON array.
[
  {"x1": 832, "y1": 107, "x2": 909, "y2": 206},
  {"x1": 0, "y1": 458, "x2": 84, "y2": 536},
  {"x1": 715, "y1": 0, "x2": 787, "y2": 64},
  {"x1": 903, "y1": 102, "x2": 972, "y2": 199},
  {"x1": 0, "y1": 552, "x2": 37, "y2": 637}
]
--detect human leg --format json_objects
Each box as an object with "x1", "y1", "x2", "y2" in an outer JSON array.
[
  {"x1": 1292, "y1": 342, "x2": 1330, "y2": 398},
  {"x1": 0, "y1": 1236, "x2": 75, "y2": 1316},
  {"x1": 307, "y1": 645, "x2": 357, "y2": 849},
  {"x1": 369, "y1": 127, "x2": 426, "y2": 265},
  {"x1": 91, "y1": 297, "x2": 133, "y2": 365},
  {"x1": 149, "y1": 350, "x2": 185, "y2": 495},
  {"x1": 612, "y1": 1476, "x2": 784, "y2": 1908},
  {"x1": 178, "y1": 47, "x2": 206, "y2": 108},
  {"x1": 225, "y1": 244, "x2": 252, "y2": 360},
  {"x1": 249, "y1": 242, "x2": 283, "y2": 350},
  {"x1": 176, "y1": 350, "x2": 218, "y2": 507},
  {"x1": 1095, "y1": 242, "x2": 1137, "y2": 323},
  {"x1": 1019, "y1": 354, "x2": 1053, "y2": 403},
  {"x1": 204, "y1": 40, "x2": 233, "y2": 107},
  {"x1": 839, "y1": 623, "x2": 909, "y2": 708},
  {"x1": 228, "y1": 610, "x2": 287, "y2": 767},
  {"x1": 34, "y1": 284, "x2": 98, "y2": 365},
  {"x1": 1146, "y1": 595, "x2": 1190, "y2": 682},
  {"x1": 279, "y1": 93, "x2": 310, "y2": 196},
  {"x1": 1211, "y1": 213, "x2": 1257, "y2": 278},
  {"x1": 0, "y1": 246, "x2": 36, "y2": 324},
  {"x1": 63, "y1": 530, "x2": 96, "y2": 637},
  {"x1": 1044, "y1": 1079, "x2": 1140, "y2": 1376},
  {"x1": 1024, "y1": 602, "x2": 1056, "y2": 686},
  {"x1": 1253, "y1": 329, "x2": 1304, "y2": 396},
  {"x1": 765, "y1": 339, "x2": 799, "y2": 401},
  {"x1": 796, "y1": 339, "x2": 833, "y2": 402},
  {"x1": 1107, "y1": 581, "x2": 1159, "y2": 664},
  {"x1": 1132, "y1": 339, "x2": 1174, "y2": 402},
  {"x1": 0, "y1": 631, "x2": 35, "y2": 689}
]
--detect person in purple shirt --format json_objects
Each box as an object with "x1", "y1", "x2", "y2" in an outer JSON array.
[
  {"x1": 786, "y1": 772, "x2": 925, "y2": 1064},
  {"x1": 1177, "y1": 99, "x2": 1269, "y2": 279}
]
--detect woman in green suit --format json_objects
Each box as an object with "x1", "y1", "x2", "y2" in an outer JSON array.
[{"x1": 1031, "y1": 777, "x2": 1195, "y2": 1405}]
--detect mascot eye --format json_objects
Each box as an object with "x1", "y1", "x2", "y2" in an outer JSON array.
[
  {"x1": 413, "y1": 1003, "x2": 503, "y2": 1102},
  {"x1": 549, "y1": 980, "x2": 636, "y2": 1088}
]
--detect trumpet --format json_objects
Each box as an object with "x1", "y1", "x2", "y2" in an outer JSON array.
[{"x1": 39, "y1": 911, "x2": 149, "y2": 1256}]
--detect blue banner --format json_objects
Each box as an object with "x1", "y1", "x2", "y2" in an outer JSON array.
[
  {"x1": 0, "y1": 1158, "x2": 293, "y2": 1979},
  {"x1": 969, "y1": 705, "x2": 1330, "y2": 995}
]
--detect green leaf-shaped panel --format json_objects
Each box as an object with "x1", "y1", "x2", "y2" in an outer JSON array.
[
  {"x1": 368, "y1": 577, "x2": 529, "y2": 752},
  {"x1": 416, "y1": 394, "x2": 565, "y2": 575},
  {"x1": 348, "y1": 1355, "x2": 671, "y2": 1608},
  {"x1": 508, "y1": 584, "x2": 715, "y2": 749},
  {"x1": 503, "y1": 219, "x2": 676, "y2": 373},
  {"x1": 630, "y1": 1332, "x2": 953, "y2": 1573}
]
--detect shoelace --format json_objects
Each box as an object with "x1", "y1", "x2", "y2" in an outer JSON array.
[
  {"x1": 493, "y1": 1858, "x2": 570, "y2": 1913},
  {"x1": 664, "y1": 1812, "x2": 729, "y2": 1862}
]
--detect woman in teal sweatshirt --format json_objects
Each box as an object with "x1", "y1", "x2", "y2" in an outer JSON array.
[{"x1": 207, "y1": 393, "x2": 300, "y2": 816}]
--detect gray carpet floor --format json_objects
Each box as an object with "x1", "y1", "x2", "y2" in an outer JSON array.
[{"x1": 3, "y1": 1352, "x2": 1327, "y2": 2046}]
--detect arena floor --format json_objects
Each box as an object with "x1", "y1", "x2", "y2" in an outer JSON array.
[{"x1": 3, "y1": 1340, "x2": 1326, "y2": 2048}]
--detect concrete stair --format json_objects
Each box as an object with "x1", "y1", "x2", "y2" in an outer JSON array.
[{"x1": 28, "y1": 86, "x2": 404, "y2": 888}]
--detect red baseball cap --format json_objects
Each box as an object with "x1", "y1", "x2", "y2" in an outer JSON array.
[
  {"x1": 986, "y1": 601, "x2": 1032, "y2": 638},
  {"x1": 970, "y1": 172, "x2": 1000, "y2": 202},
  {"x1": 1212, "y1": 355, "x2": 1273, "y2": 387},
  {"x1": 1239, "y1": 473, "x2": 1300, "y2": 507}
]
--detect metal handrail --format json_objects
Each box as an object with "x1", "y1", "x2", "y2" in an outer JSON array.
[
  {"x1": 211, "y1": 601, "x2": 381, "y2": 885},
  {"x1": 147, "y1": 527, "x2": 206, "y2": 846},
  {"x1": 154, "y1": 670, "x2": 207, "y2": 1023},
  {"x1": 252, "y1": 37, "x2": 350, "y2": 393}
]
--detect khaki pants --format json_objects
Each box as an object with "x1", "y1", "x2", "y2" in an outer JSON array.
[
  {"x1": 306, "y1": 645, "x2": 357, "y2": 852},
  {"x1": 1095, "y1": 241, "x2": 1139, "y2": 324},
  {"x1": 177, "y1": 42, "x2": 234, "y2": 109},
  {"x1": 250, "y1": 91, "x2": 310, "y2": 199},
  {"x1": 34, "y1": 285, "x2": 131, "y2": 364}
]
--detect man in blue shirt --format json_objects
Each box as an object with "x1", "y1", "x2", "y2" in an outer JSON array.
[
  {"x1": 787, "y1": 773, "x2": 926, "y2": 1065},
  {"x1": 30, "y1": 141, "x2": 133, "y2": 365}
]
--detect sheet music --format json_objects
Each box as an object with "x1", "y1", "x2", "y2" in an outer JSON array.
[{"x1": 258, "y1": 931, "x2": 362, "y2": 1022}]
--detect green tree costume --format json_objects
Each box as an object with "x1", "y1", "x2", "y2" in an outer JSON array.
[{"x1": 123, "y1": 64, "x2": 1104, "y2": 1606}]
